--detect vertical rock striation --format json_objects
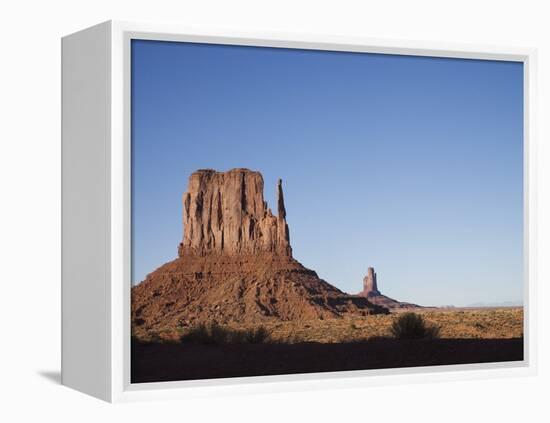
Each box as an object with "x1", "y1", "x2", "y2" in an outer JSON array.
[{"x1": 178, "y1": 168, "x2": 292, "y2": 257}]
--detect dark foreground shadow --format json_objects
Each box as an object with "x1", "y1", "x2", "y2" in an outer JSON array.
[
  {"x1": 38, "y1": 370, "x2": 62, "y2": 384},
  {"x1": 131, "y1": 338, "x2": 523, "y2": 384}
]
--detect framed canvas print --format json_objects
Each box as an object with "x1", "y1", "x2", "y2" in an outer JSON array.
[{"x1": 61, "y1": 21, "x2": 537, "y2": 402}]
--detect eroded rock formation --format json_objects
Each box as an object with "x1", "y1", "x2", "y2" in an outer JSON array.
[
  {"x1": 131, "y1": 168, "x2": 388, "y2": 333},
  {"x1": 358, "y1": 267, "x2": 421, "y2": 310},
  {"x1": 362, "y1": 267, "x2": 380, "y2": 296},
  {"x1": 178, "y1": 169, "x2": 291, "y2": 257}
]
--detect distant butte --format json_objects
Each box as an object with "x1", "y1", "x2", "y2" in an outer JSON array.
[{"x1": 357, "y1": 266, "x2": 421, "y2": 310}]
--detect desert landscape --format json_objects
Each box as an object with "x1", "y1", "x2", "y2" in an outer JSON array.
[
  {"x1": 131, "y1": 168, "x2": 523, "y2": 383},
  {"x1": 133, "y1": 307, "x2": 523, "y2": 344}
]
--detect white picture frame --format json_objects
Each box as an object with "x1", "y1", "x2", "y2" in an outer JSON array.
[{"x1": 61, "y1": 20, "x2": 538, "y2": 403}]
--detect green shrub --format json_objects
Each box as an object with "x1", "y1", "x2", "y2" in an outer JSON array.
[
  {"x1": 181, "y1": 323, "x2": 271, "y2": 345},
  {"x1": 390, "y1": 312, "x2": 440, "y2": 340}
]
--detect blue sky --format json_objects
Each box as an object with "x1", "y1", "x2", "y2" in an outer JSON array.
[{"x1": 131, "y1": 39, "x2": 523, "y2": 307}]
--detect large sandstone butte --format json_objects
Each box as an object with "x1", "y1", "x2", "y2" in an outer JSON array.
[
  {"x1": 132, "y1": 168, "x2": 387, "y2": 332},
  {"x1": 177, "y1": 169, "x2": 291, "y2": 257},
  {"x1": 357, "y1": 266, "x2": 421, "y2": 310}
]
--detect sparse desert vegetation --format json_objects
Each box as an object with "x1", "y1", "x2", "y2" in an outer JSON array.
[
  {"x1": 133, "y1": 307, "x2": 523, "y2": 344},
  {"x1": 180, "y1": 323, "x2": 271, "y2": 345},
  {"x1": 389, "y1": 312, "x2": 440, "y2": 340}
]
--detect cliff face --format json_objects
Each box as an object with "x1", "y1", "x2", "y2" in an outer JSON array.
[{"x1": 178, "y1": 169, "x2": 291, "y2": 257}]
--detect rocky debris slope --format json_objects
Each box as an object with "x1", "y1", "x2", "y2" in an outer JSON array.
[
  {"x1": 357, "y1": 266, "x2": 421, "y2": 310},
  {"x1": 132, "y1": 168, "x2": 387, "y2": 332}
]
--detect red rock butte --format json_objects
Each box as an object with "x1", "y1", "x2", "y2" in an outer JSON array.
[
  {"x1": 178, "y1": 168, "x2": 291, "y2": 257},
  {"x1": 357, "y1": 266, "x2": 421, "y2": 310},
  {"x1": 132, "y1": 168, "x2": 388, "y2": 330}
]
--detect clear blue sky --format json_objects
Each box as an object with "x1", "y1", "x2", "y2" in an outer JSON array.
[{"x1": 131, "y1": 39, "x2": 523, "y2": 307}]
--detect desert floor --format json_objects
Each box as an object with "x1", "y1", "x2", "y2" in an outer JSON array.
[
  {"x1": 133, "y1": 307, "x2": 523, "y2": 343},
  {"x1": 131, "y1": 307, "x2": 524, "y2": 383}
]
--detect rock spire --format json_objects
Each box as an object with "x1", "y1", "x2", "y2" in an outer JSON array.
[
  {"x1": 362, "y1": 267, "x2": 380, "y2": 296},
  {"x1": 358, "y1": 267, "x2": 422, "y2": 310}
]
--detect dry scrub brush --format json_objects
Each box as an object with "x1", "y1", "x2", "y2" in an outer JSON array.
[{"x1": 390, "y1": 312, "x2": 440, "y2": 340}]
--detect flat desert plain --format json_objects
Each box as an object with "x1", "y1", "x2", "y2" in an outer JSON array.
[{"x1": 133, "y1": 307, "x2": 523, "y2": 343}]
